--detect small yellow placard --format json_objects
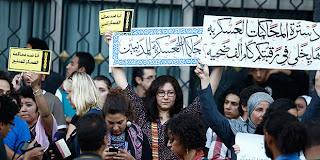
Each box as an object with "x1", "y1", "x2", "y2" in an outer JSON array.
[
  {"x1": 99, "y1": 9, "x2": 134, "y2": 35},
  {"x1": 8, "y1": 47, "x2": 52, "y2": 75}
]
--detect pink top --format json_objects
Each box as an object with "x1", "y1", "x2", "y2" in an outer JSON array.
[{"x1": 35, "y1": 114, "x2": 58, "y2": 151}]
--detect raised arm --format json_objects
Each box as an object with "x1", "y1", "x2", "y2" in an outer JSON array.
[
  {"x1": 265, "y1": 69, "x2": 291, "y2": 80},
  {"x1": 194, "y1": 61, "x2": 210, "y2": 89},
  {"x1": 27, "y1": 71, "x2": 54, "y2": 136},
  {"x1": 195, "y1": 63, "x2": 234, "y2": 149},
  {"x1": 112, "y1": 67, "x2": 129, "y2": 90},
  {"x1": 12, "y1": 73, "x2": 22, "y2": 91},
  {"x1": 209, "y1": 66, "x2": 223, "y2": 96},
  {"x1": 104, "y1": 30, "x2": 129, "y2": 90},
  {"x1": 183, "y1": 62, "x2": 223, "y2": 115},
  {"x1": 315, "y1": 70, "x2": 320, "y2": 97},
  {"x1": 301, "y1": 70, "x2": 320, "y2": 123},
  {"x1": 194, "y1": 61, "x2": 223, "y2": 92},
  {"x1": 104, "y1": 30, "x2": 113, "y2": 47},
  {"x1": 180, "y1": 62, "x2": 211, "y2": 115}
]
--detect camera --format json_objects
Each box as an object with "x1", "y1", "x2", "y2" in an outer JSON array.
[{"x1": 20, "y1": 139, "x2": 41, "y2": 153}]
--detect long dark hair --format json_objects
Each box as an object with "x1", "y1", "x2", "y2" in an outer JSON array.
[{"x1": 145, "y1": 75, "x2": 183, "y2": 122}]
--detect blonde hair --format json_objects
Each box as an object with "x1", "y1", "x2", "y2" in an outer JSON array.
[{"x1": 63, "y1": 72, "x2": 103, "y2": 116}]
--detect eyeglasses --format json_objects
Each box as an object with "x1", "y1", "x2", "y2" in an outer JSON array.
[
  {"x1": 157, "y1": 91, "x2": 176, "y2": 97},
  {"x1": 9, "y1": 121, "x2": 15, "y2": 129},
  {"x1": 142, "y1": 75, "x2": 156, "y2": 81}
]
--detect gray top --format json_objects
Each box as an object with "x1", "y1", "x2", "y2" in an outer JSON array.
[{"x1": 44, "y1": 91, "x2": 66, "y2": 130}]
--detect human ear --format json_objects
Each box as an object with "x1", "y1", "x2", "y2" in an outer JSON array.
[
  {"x1": 0, "y1": 122, "x2": 4, "y2": 131},
  {"x1": 103, "y1": 135, "x2": 108, "y2": 145},
  {"x1": 135, "y1": 77, "x2": 142, "y2": 84},
  {"x1": 78, "y1": 67, "x2": 86, "y2": 73},
  {"x1": 264, "y1": 132, "x2": 273, "y2": 146},
  {"x1": 241, "y1": 105, "x2": 247, "y2": 112}
]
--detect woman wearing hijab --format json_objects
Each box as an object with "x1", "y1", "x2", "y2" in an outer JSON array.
[{"x1": 195, "y1": 62, "x2": 274, "y2": 160}]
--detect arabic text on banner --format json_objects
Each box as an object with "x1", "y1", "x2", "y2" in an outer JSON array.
[
  {"x1": 109, "y1": 27, "x2": 203, "y2": 67},
  {"x1": 99, "y1": 9, "x2": 134, "y2": 34},
  {"x1": 8, "y1": 47, "x2": 52, "y2": 75},
  {"x1": 202, "y1": 15, "x2": 320, "y2": 70}
]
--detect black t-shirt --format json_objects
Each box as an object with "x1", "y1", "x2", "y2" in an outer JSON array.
[{"x1": 70, "y1": 115, "x2": 80, "y2": 126}]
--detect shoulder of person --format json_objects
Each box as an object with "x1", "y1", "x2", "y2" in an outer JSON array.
[{"x1": 87, "y1": 107, "x2": 102, "y2": 114}]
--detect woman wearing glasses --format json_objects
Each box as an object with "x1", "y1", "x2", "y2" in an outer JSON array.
[
  {"x1": 105, "y1": 30, "x2": 222, "y2": 160},
  {"x1": 112, "y1": 68, "x2": 201, "y2": 160}
]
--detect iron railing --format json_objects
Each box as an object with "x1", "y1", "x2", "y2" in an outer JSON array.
[{"x1": 0, "y1": 0, "x2": 317, "y2": 105}]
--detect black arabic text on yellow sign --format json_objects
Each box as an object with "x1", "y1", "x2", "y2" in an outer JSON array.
[
  {"x1": 99, "y1": 9, "x2": 134, "y2": 35},
  {"x1": 8, "y1": 47, "x2": 52, "y2": 75}
]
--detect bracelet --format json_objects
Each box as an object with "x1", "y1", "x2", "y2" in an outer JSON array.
[
  {"x1": 33, "y1": 88, "x2": 40, "y2": 93},
  {"x1": 33, "y1": 89, "x2": 42, "y2": 96}
]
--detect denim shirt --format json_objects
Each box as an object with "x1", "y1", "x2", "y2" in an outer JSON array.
[
  {"x1": 198, "y1": 84, "x2": 237, "y2": 160},
  {"x1": 301, "y1": 90, "x2": 320, "y2": 123}
]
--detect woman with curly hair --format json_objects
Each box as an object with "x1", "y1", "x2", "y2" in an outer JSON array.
[{"x1": 165, "y1": 113, "x2": 207, "y2": 160}]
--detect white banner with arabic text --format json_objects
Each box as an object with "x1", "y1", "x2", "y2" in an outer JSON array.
[{"x1": 202, "y1": 15, "x2": 320, "y2": 70}]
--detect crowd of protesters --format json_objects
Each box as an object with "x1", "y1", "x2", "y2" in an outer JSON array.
[{"x1": 0, "y1": 32, "x2": 319, "y2": 160}]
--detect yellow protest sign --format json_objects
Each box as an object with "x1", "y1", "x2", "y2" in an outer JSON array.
[
  {"x1": 8, "y1": 47, "x2": 52, "y2": 75},
  {"x1": 99, "y1": 9, "x2": 134, "y2": 35}
]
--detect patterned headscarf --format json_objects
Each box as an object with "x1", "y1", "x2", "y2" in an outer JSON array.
[{"x1": 106, "y1": 123, "x2": 143, "y2": 160}]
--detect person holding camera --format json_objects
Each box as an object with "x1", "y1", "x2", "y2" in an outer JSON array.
[
  {"x1": 102, "y1": 89, "x2": 152, "y2": 160},
  {"x1": 0, "y1": 93, "x2": 46, "y2": 160},
  {"x1": 19, "y1": 71, "x2": 58, "y2": 158}
]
